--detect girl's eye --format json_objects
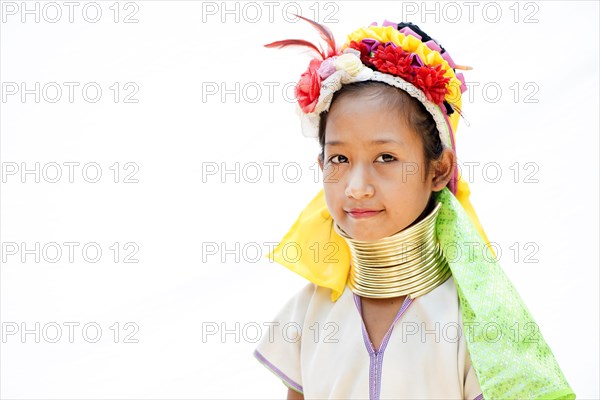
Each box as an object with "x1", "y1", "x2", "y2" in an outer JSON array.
[
  {"x1": 375, "y1": 153, "x2": 397, "y2": 163},
  {"x1": 328, "y1": 155, "x2": 348, "y2": 164}
]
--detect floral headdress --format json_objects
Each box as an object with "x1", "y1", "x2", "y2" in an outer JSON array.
[{"x1": 266, "y1": 16, "x2": 468, "y2": 148}]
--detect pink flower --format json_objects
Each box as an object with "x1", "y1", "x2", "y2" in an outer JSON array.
[
  {"x1": 295, "y1": 58, "x2": 323, "y2": 113},
  {"x1": 317, "y1": 58, "x2": 337, "y2": 80}
]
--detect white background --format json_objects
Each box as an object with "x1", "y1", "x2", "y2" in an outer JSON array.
[{"x1": 1, "y1": 1, "x2": 598, "y2": 398}]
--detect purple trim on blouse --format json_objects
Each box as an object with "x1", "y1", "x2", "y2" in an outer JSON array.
[
  {"x1": 353, "y1": 294, "x2": 415, "y2": 400},
  {"x1": 473, "y1": 393, "x2": 484, "y2": 400},
  {"x1": 253, "y1": 349, "x2": 303, "y2": 394}
]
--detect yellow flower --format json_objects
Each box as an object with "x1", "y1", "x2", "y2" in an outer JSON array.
[
  {"x1": 445, "y1": 77, "x2": 462, "y2": 104},
  {"x1": 401, "y1": 34, "x2": 422, "y2": 53},
  {"x1": 375, "y1": 26, "x2": 406, "y2": 46},
  {"x1": 347, "y1": 26, "x2": 403, "y2": 47},
  {"x1": 426, "y1": 50, "x2": 445, "y2": 67}
]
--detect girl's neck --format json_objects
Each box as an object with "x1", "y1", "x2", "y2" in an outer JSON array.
[
  {"x1": 402, "y1": 193, "x2": 436, "y2": 233},
  {"x1": 335, "y1": 195, "x2": 452, "y2": 300}
]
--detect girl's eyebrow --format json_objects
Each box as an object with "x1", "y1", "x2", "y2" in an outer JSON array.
[{"x1": 325, "y1": 139, "x2": 404, "y2": 146}]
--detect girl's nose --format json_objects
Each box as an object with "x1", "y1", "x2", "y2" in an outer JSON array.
[{"x1": 345, "y1": 165, "x2": 375, "y2": 199}]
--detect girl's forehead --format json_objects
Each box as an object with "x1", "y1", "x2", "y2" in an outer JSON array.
[
  {"x1": 326, "y1": 107, "x2": 415, "y2": 143},
  {"x1": 329, "y1": 90, "x2": 412, "y2": 122}
]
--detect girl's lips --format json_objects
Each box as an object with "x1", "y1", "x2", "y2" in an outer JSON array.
[{"x1": 346, "y1": 210, "x2": 383, "y2": 219}]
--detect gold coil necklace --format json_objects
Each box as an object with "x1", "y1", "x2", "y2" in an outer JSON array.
[{"x1": 334, "y1": 200, "x2": 452, "y2": 299}]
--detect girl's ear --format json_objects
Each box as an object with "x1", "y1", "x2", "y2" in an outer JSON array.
[
  {"x1": 431, "y1": 148, "x2": 456, "y2": 191},
  {"x1": 317, "y1": 155, "x2": 324, "y2": 172}
]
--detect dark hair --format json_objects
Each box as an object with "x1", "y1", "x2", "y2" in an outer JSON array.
[{"x1": 317, "y1": 81, "x2": 444, "y2": 166}]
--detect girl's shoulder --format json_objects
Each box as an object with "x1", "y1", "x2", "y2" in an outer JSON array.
[
  {"x1": 269, "y1": 282, "x2": 320, "y2": 320},
  {"x1": 269, "y1": 281, "x2": 354, "y2": 326}
]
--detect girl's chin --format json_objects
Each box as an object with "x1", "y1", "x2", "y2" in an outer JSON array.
[
  {"x1": 349, "y1": 232, "x2": 388, "y2": 242},
  {"x1": 339, "y1": 224, "x2": 391, "y2": 242},
  {"x1": 340, "y1": 220, "x2": 410, "y2": 241}
]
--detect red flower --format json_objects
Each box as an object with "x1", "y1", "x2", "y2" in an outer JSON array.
[
  {"x1": 368, "y1": 44, "x2": 451, "y2": 104},
  {"x1": 348, "y1": 40, "x2": 373, "y2": 67},
  {"x1": 371, "y1": 45, "x2": 415, "y2": 83},
  {"x1": 295, "y1": 58, "x2": 323, "y2": 113},
  {"x1": 413, "y1": 64, "x2": 451, "y2": 104}
]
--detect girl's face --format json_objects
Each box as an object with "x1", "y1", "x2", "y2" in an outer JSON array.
[{"x1": 318, "y1": 92, "x2": 448, "y2": 242}]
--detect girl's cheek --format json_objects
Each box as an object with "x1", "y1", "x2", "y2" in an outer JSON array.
[
  {"x1": 322, "y1": 165, "x2": 338, "y2": 184},
  {"x1": 328, "y1": 165, "x2": 349, "y2": 185},
  {"x1": 379, "y1": 165, "x2": 410, "y2": 183}
]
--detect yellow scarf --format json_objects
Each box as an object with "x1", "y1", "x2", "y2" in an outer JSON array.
[{"x1": 265, "y1": 171, "x2": 492, "y2": 301}]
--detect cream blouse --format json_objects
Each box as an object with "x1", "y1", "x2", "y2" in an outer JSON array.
[{"x1": 254, "y1": 275, "x2": 484, "y2": 400}]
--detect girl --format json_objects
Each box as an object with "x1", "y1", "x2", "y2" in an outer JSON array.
[{"x1": 254, "y1": 17, "x2": 575, "y2": 400}]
